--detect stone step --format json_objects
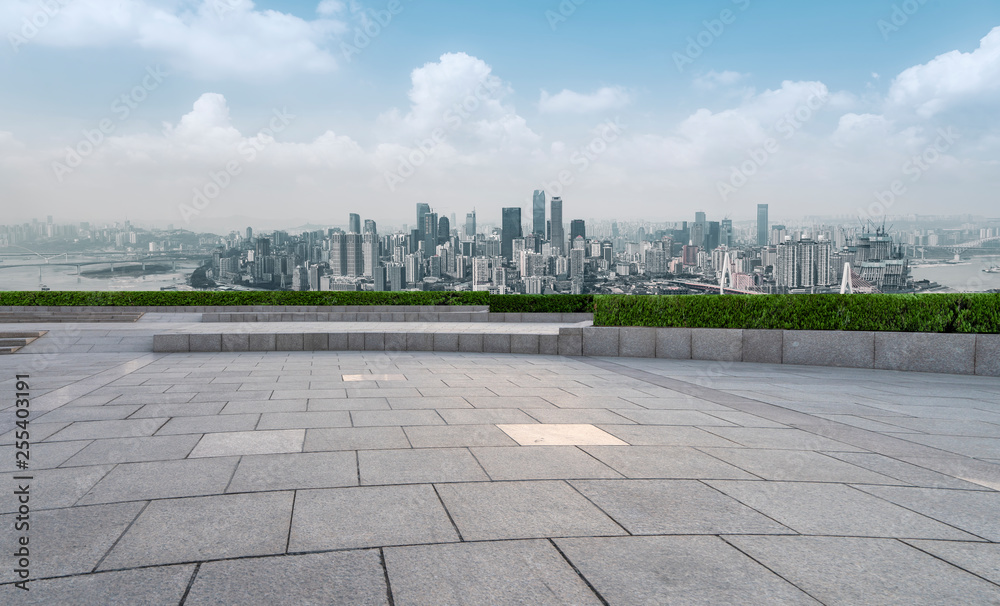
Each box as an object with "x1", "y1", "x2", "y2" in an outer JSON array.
[
  {"x1": 202, "y1": 312, "x2": 593, "y2": 324},
  {"x1": 0, "y1": 313, "x2": 144, "y2": 323},
  {"x1": 0, "y1": 330, "x2": 46, "y2": 354}
]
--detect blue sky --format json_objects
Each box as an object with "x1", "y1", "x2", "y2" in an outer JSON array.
[{"x1": 2, "y1": 0, "x2": 999, "y2": 229}]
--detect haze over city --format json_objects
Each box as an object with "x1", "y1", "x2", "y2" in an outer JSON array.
[{"x1": 2, "y1": 0, "x2": 1000, "y2": 227}]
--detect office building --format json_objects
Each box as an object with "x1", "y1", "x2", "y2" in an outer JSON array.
[
  {"x1": 501, "y1": 207, "x2": 522, "y2": 262},
  {"x1": 438, "y1": 216, "x2": 450, "y2": 245},
  {"x1": 345, "y1": 233, "x2": 364, "y2": 277},
  {"x1": 757, "y1": 204, "x2": 769, "y2": 246},
  {"x1": 364, "y1": 219, "x2": 377, "y2": 234},
  {"x1": 349, "y1": 213, "x2": 361, "y2": 235},
  {"x1": 532, "y1": 190, "x2": 546, "y2": 236},
  {"x1": 362, "y1": 232, "x2": 378, "y2": 278},
  {"x1": 423, "y1": 212, "x2": 438, "y2": 256},
  {"x1": 550, "y1": 197, "x2": 564, "y2": 255},
  {"x1": 570, "y1": 219, "x2": 586, "y2": 243},
  {"x1": 329, "y1": 232, "x2": 346, "y2": 276},
  {"x1": 386, "y1": 262, "x2": 405, "y2": 291},
  {"x1": 465, "y1": 210, "x2": 476, "y2": 237},
  {"x1": 570, "y1": 247, "x2": 585, "y2": 278},
  {"x1": 416, "y1": 203, "x2": 430, "y2": 239}
]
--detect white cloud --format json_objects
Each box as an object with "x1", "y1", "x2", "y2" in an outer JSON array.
[
  {"x1": 887, "y1": 26, "x2": 1000, "y2": 118},
  {"x1": 538, "y1": 87, "x2": 632, "y2": 114},
  {"x1": 2, "y1": 0, "x2": 346, "y2": 79},
  {"x1": 693, "y1": 70, "x2": 748, "y2": 90}
]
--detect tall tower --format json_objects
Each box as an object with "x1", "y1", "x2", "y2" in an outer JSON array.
[
  {"x1": 465, "y1": 210, "x2": 476, "y2": 237},
  {"x1": 349, "y1": 213, "x2": 361, "y2": 235},
  {"x1": 438, "y1": 216, "x2": 450, "y2": 246},
  {"x1": 550, "y1": 197, "x2": 564, "y2": 255},
  {"x1": 346, "y1": 233, "x2": 364, "y2": 277},
  {"x1": 532, "y1": 190, "x2": 546, "y2": 236},
  {"x1": 416, "y1": 203, "x2": 430, "y2": 239},
  {"x1": 423, "y1": 212, "x2": 438, "y2": 255},
  {"x1": 501, "y1": 207, "x2": 522, "y2": 262},
  {"x1": 570, "y1": 219, "x2": 586, "y2": 243},
  {"x1": 757, "y1": 204, "x2": 769, "y2": 247}
]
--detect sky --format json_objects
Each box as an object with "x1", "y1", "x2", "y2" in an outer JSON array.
[{"x1": 1, "y1": 0, "x2": 999, "y2": 231}]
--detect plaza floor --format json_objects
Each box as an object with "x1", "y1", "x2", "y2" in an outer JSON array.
[{"x1": 2, "y1": 330, "x2": 1000, "y2": 604}]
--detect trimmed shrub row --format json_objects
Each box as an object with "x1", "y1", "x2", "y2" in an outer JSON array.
[
  {"x1": 488, "y1": 295, "x2": 594, "y2": 314},
  {"x1": 593, "y1": 294, "x2": 1000, "y2": 334}
]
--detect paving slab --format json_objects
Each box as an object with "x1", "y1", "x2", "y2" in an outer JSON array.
[
  {"x1": 99, "y1": 491, "x2": 294, "y2": 569},
  {"x1": 185, "y1": 550, "x2": 389, "y2": 606},
  {"x1": 435, "y1": 480, "x2": 627, "y2": 541},
  {"x1": 571, "y1": 479, "x2": 794, "y2": 535},
  {"x1": 288, "y1": 484, "x2": 459, "y2": 551},
  {"x1": 698, "y1": 448, "x2": 902, "y2": 483},
  {"x1": 5, "y1": 565, "x2": 195, "y2": 606},
  {"x1": 77, "y1": 457, "x2": 238, "y2": 505},
  {"x1": 304, "y1": 426, "x2": 411, "y2": 451},
  {"x1": 728, "y1": 536, "x2": 1000, "y2": 605},
  {"x1": 61, "y1": 435, "x2": 201, "y2": 467},
  {"x1": 856, "y1": 485, "x2": 1000, "y2": 542},
  {"x1": 707, "y1": 481, "x2": 981, "y2": 540},
  {"x1": 189, "y1": 429, "x2": 305, "y2": 458},
  {"x1": 359, "y1": 448, "x2": 489, "y2": 485},
  {"x1": 403, "y1": 424, "x2": 519, "y2": 448},
  {"x1": 385, "y1": 539, "x2": 601, "y2": 606},
  {"x1": 47, "y1": 418, "x2": 167, "y2": 441},
  {"x1": 471, "y1": 446, "x2": 623, "y2": 481},
  {"x1": 905, "y1": 539, "x2": 1000, "y2": 586},
  {"x1": 496, "y1": 424, "x2": 628, "y2": 446},
  {"x1": 556, "y1": 535, "x2": 818, "y2": 605},
  {"x1": 582, "y1": 446, "x2": 756, "y2": 480},
  {"x1": 0, "y1": 465, "x2": 112, "y2": 513},
  {"x1": 0, "y1": 502, "x2": 144, "y2": 583},
  {"x1": 596, "y1": 425, "x2": 741, "y2": 447}
]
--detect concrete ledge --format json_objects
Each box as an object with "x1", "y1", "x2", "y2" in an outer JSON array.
[
  {"x1": 222, "y1": 334, "x2": 249, "y2": 353},
  {"x1": 539, "y1": 335, "x2": 559, "y2": 355},
  {"x1": 742, "y1": 330, "x2": 783, "y2": 364},
  {"x1": 783, "y1": 330, "x2": 875, "y2": 369},
  {"x1": 364, "y1": 333, "x2": 386, "y2": 351},
  {"x1": 876, "y1": 332, "x2": 976, "y2": 375},
  {"x1": 583, "y1": 327, "x2": 620, "y2": 357},
  {"x1": 249, "y1": 334, "x2": 276, "y2": 351},
  {"x1": 655, "y1": 328, "x2": 691, "y2": 360},
  {"x1": 620, "y1": 327, "x2": 655, "y2": 358},
  {"x1": 976, "y1": 335, "x2": 1000, "y2": 377},
  {"x1": 433, "y1": 333, "x2": 459, "y2": 353},
  {"x1": 511, "y1": 334, "x2": 540, "y2": 355},
  {"x1": 459, "y1": 334, "x2": 484, "y2": 353},
  {"x1": 189, "y1": 334, "x2": 221, "y2": 353},
  {"x1": 153, "y1": 334, "x2": 189, "y2": 352},
  {"x1": 484, "y1": 333, "x2": 511, "y2": 354},
  {"x1": 692, "y1": 329, "x2": 743, "y2": 362},
  {"x1": 276, "y1": 334, "x2": 304, "y2": 351}
]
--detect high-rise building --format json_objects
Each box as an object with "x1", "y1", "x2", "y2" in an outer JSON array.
[
  {"x1": 570, "y1": 247, "x2": 585, "y2": 278},
  {"x1": 364, "y1": 219, "x2": 377, "y2": 234},
  {"x1": 438, "y1": 216, "x2": 450, "y2": 245},
  {"x1": 362, "y1": 232, "x2": 378, "y2": 278},
  {"x1": 757, "y1": 204, "x2": 769, "y2": 247},
  {"x1": 386, "y1": 263, "x2": 405, "y2": 291},
  {"x1": 349, "y1": 213, "x2": 361, "y2": 234},
  {"x1": 329, "y1": 232, "x2": 346, "y2": 276},
  {"x1": 404, "y1": 253, "x2": 422, "y2": 284},
  {"x1": 416, "y1": 203, "x2": 431, "y2": 238},
  {"x1": 501, "y1": 207, "x2": 522, "y2": 262},
  {"x1": 423, "y1": 212, "x2": 438, "y2": 255},
  {"x1": 532, "y1": 190, "x2": 546, "y2": 236},
  {"x1": 465, "y1": 210, "x2": 476, "y2": 237},
  {"x1": 707, "y1": 221, "x2": 721, "y2": 250},
  {"x1": 570, "y1": 219, "x2": 586, "y2": 243},
  {"x1": 345, "y1": 233, "x2": 364, "y2": 277},
  {"x1": 550, "y1": 197, "x2": 564, "y2": 255},
  {"x1": 721, "y1": 219, "x2": 733, "y2": 248},
  {"x1": 373, "y1": 266, "x2": 387, "y2": 291}
]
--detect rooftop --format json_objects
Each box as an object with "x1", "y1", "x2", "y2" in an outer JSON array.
[{"x1": 2, "y1": 317, "x2": 1000, "y2": 603}]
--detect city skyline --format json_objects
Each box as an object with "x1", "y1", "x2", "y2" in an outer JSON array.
[{"x1": 2, "y1": 2, "x2": 1000, "y2": 225}]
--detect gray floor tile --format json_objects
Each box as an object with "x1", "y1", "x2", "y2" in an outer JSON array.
[
  {"x1": 436, "y1": 480, "x2": 627, "y2": 541},
  {"x1": 351, "y1": 410, "x2": 445, "y2": 427},
  {"x1": 5, "y1": 565, "x2": 195, "y2": 605},
  {"x1": 857, "y1": 485, "x2": 1000, "y2": 542},
  {"x1": 388, "y1": 396, "x2": 472, "y2": 410},
  {"x1": 700, "y1": 427, "x2": 866, "y2": 451},
  {"x1": 77, "y1": 457, "x2": 239, "y2": 505},
  {"x1": 36, "y1": 405, "x2": 141, "y2": 423},
  {"x1": 582, "y1": 446, "x2": 756, "y2": 480},
  {"x1": 823, "y1": 452, "x2": 991, "y2": 490},
  {"x1": 571, "y1": 479, "x2": 795, "y2": 535},
  {"x1": 47, "y1": 418, "x2": 167, "y2": 441},
  {"x1": 403, "y1": 425, "x2": 518, "y2": 448},
  {"x1": 614, "y1": 409, "x2": 738, "y2": 426},
  {"x1": 185, "y1": 550, "x2": 388, "y2": 606},
  {"x1": 308, "y1": 397, "x2": 390, "y2": 411},
  {"x1": 156, "y1": 414, "x2": 260, "y2": 436},
  {"x1": 0, "y1": 465, "x2": 112, "y2": 513},
  {"x1": 471, "y1": 446, "x2": 622, "y2": 481},
  {"x1": 61, "y1": 435, "x2": 201, "y2": 466},
  {"x1": 219, "y1": 399, "x2": 308, "y2": 414},
  {"x1": 288, "y1": 485, "x2": 459, "y2": 551},
  {"x1": 729, "y1": 536, "x2": 1000, "y2": 605},
  {"x1": 189, "y1": 429, "x2": 305, "y2": 458},
  {"x1": 99, "y1": 491, "x2": 294, "y2": 569},
  {"x1": 699, "y1": 448, "x2": 902, "y2": 483},
  {"x1": 305, "y1": 426, "x2": 411, "y2": 451},
  {"x1": 597, "y1": 425, "x2": 740, "y2": 447},
  {"x1": 359, "y1": 448, "x2": 489, "y2": 485},
  {"x1": 257, "y1": 411, "x2": 352, "y2": 430},
  {"x1": 130, "y1": 402, "x2": 227, "y2": 418},
  {"x1": 436, "y1": 408, "x2": 538, "y2": 425},
  {"x1": 524, "y1": 409, "x2": 635, "y2": 425},
  {"x1": 0, "y1": 502, "x2": 144, "y2": 583},
  {"x1": 707, "y1": 481, "x2": 981, "y2": 540},
  {"x1": 463, "y1": 396, "x2": 556, "y2": 409},
  {"x1": 905, "y1": 539, "x2": 1000, "y2": 585},
  {"x1": 386, "y1": 540, "x2": 601, "y2": 606},
  {"x1": 556, "y1": 536, "x2": 818, "y2": 605},
  {"x1": 227, "y1": 451, "x2": 358, "y2": 492}
]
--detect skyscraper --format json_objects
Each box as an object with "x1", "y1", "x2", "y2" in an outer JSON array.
[
  {"x1": 550, "y1": 197, "x2": 564, "y2": 255},
  {"x1": 532, "y1": 190, "x2": 546, "y2": 236},
  {"x1": 721, "y1": 219, "x2": 733, "y2": 248},
  {"x1": 438, "y1": 216, "x2": 450, "y2": 245},
  {"x1": 345, "y1": 233, "x2": 364, "y2": 277},
  {"x1": 501, "y1": 207, "x2": 522, "y2": 262},
  {"x1": 364, "y1": 219, "x2": 377, "y2": 234},
  {"x1": 329, "y1": 232, "x2": 346, "y2": 276},
  {"x1": 465, "y1": 210, "x2": 477, "y2": 237},
  {"x1": 349, "y1": 213, "x2": 361, "y2": 235},
  {"x1": 570, "y1": 219, "x2": 586, "y2": 243},
  {"x1": 423, "y1": 212, "x2": 438, "y2": 255},
  {"x1": 416, "y1": 203, "x2": 430, "y2": 239},
  {"x1": 362, "y1": 232, "x2": 378, "y2": 278},
  {"x1": 757, "y1": 204, "x2": 769, "y2": 247}
]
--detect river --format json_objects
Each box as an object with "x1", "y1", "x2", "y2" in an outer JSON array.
[
  {"x1": 0, "y1": 255, "x2": 202, "y2": 291},
  {"x1": 910, "y1": 255, "x2": 1000, "y2": 292}
]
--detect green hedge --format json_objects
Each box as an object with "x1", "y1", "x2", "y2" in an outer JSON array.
[
  {"x1": 488, "y1": 295, "x2": 593, "y2": 314},
  {"x1": 593, "y1": 294, "x2": 1000, "y2": 333}
]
